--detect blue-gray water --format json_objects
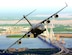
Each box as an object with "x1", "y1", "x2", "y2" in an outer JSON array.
[{"x1": 0, "y1": 35, "x2": 72, "y2": 49}]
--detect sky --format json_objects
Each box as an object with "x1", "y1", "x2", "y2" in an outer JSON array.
[{"x1": 0, "y1": 0, "x2": 72, "y2": 19}]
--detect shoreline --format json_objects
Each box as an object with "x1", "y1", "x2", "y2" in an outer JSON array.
[
  {"x1": 6, "y1": 34, "x2": 72, "y2": 38},
  {"x1": 0, "y1": 20, "x2": 72, "y2": 24}
]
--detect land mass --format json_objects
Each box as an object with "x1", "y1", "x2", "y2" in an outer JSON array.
[{"x1": 0, "y1": 19, "x2": 72, "y2": 24}]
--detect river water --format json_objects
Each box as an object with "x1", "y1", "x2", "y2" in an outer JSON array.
[{"x1": 0, "y1": 35, "x2": 72, "y2": 49}]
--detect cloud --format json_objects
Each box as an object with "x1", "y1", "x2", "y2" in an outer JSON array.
[
  {"x1": 59, "y1": 14, "x2": 72, "y2": 18},
  {"x1": 34, "y1": 14, "x2": 50, "y2": 17}
]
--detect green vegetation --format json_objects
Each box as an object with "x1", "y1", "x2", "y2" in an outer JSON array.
[
  {"x1": 0, "y1": 28, "x2": 6, "y2": 33},
  {"x1": 48, "y1": 25, "x2": 72, "y2": 32},
  {"x1": 0, "y1": 24, "x2": 30, "y2": 26},
  {"x1": 54, "y1": 25, "x2": 72, "y2": 32},
  {"x1": 6, "y1": 24, "x2": 72, "y2": 38},
  {"x1": 0, "y1": 28, "x2": 6, "y2": 31},
  {"x1": 7, "y1": 34, "x2": 27, "y2": 38}
]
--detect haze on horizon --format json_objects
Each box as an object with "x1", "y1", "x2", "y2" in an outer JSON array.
[{"x1": 0, "y1": 0, "x2": 72, "y2": 19}]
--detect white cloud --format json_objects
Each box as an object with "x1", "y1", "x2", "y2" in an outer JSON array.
[{"x1": 34, "y1": 14, "x2": 50, "y2": 17}]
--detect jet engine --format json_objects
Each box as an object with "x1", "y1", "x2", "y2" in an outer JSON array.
[{"x1": 54, "y1": 14, "x2": 59, "y2": 18}]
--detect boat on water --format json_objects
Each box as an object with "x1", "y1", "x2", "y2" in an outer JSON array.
[{"x1": 0, "y1": 3, "x2": 72, "y2": 55}]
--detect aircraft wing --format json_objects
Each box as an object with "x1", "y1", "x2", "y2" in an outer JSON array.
[
  {"x1": 3, "y1": 31, "x2": 31, "y2": 52},
  {"x1": 4, "y1": 3, "x2": 68, "y2": 52},
  {"x1": 40, "y1": 3, "x2": 68, "y2": 24}
]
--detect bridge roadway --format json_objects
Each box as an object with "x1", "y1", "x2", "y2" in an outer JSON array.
[{"x1": 38, "y1": 35, "x2": 70, "y2": 55}]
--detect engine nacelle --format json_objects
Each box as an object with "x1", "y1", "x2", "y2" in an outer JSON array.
[
  {"x1": 17, "y1": 40, "x2": 22, "y2": 44},
  {"x1": 47, "y1": 20, "x2": 50, "y2": 23},
  {"x1": 54, "y1": 14, "x2": 59, "y2": 18}
]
